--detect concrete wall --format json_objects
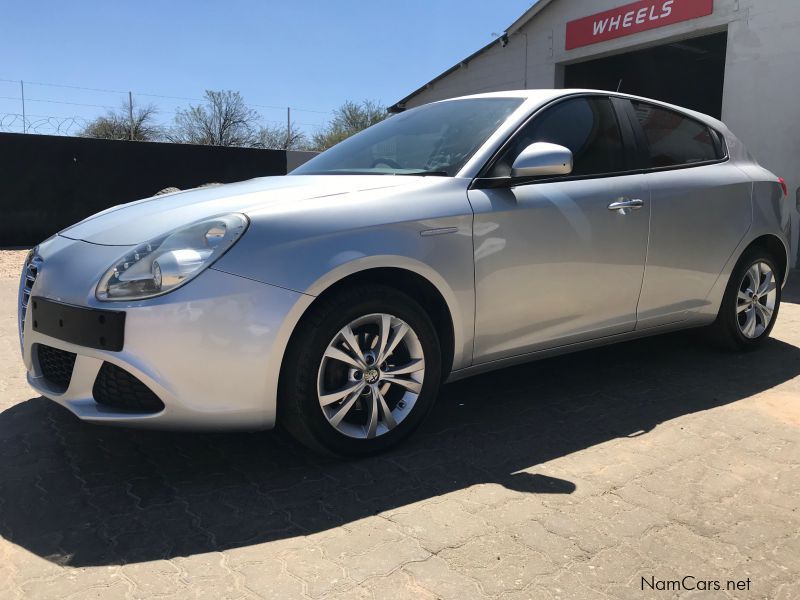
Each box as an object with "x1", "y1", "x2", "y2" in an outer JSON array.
[
  {"x1": 0, "y1": 133, "x2": 315, "y2": 246},
  {"x1": 403, "y1": 0, "x2": 799, "y2": 265},
  {"x1": 721, "y1": 0, "x2": 800, "y2": 266}
]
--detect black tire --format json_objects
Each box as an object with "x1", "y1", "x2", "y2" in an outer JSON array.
[
  {"x1": 278, "y1": 284, "x2": 442, "y2": 457},
  {"x1": 708, "y1": 248, "x2": 782, "y2": 351}
]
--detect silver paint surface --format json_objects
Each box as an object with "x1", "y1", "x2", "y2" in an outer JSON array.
[{"x1": 21, "y1": 89, "x2": 791, "y2": 429}]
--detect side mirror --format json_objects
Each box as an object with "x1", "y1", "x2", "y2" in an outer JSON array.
[{"x1": 511, "y1": 142, "x2": 573, "y2": 178}]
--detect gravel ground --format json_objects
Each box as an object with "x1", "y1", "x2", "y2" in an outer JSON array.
[{"x1": 0, "y1": 250, "x2": 28, "y2": 281}]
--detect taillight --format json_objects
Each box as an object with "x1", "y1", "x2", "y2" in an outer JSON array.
[{"x1": 778, "y1": 177, "x2": 788, "y2": 198}]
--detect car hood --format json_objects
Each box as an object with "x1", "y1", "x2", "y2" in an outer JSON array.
[{"x1": 59, "y1": 175, "x2": 425, "y2": 246}]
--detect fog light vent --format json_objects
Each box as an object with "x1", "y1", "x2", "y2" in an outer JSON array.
[
  {"x1": 92, "y1": 362, "x2": 165, "y2": 413},
  {"x1": 36, "y1": 344, "x2": 76, "y2": 392}
]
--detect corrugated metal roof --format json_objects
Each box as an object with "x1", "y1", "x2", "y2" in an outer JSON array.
[{"x1": 388, "y1": 0, "x2": 556, "y2": 112}]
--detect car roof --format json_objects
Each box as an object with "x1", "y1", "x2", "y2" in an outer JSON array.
[
  {"x1": 441, "y1": 89, "x2": 746, "y2": 177},
  {"x1": 431, "y1": 88, "x2": 726, "y2": 130}
]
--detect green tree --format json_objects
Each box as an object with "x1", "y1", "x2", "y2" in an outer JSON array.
[{"x1": 312, "y1": 100, "x2": 386, "y2": 151}]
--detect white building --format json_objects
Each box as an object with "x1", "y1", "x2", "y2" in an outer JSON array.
[{"x1": 391, "y1": 0, "x2": 799, "y2": 265}]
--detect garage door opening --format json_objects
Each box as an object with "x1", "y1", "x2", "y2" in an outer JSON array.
[{"x1": 563, "y1": 31, "x2": 728, "y2": 119}]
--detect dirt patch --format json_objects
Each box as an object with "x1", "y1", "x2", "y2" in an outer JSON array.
[
  {"x1": 738, "y1": 389, "x2": 800, "y2": 427},
  {"x1": 0, "y1": 250, "x2": 28, "y2": 280}
]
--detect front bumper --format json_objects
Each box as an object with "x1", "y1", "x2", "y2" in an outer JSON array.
[{"x1": 20, "y1": 236, "x2": 312, "y2": 430}]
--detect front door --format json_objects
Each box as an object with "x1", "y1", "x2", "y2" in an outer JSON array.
[{"x1": 468, "y1": 95, "x2": 651, "y2": 363}]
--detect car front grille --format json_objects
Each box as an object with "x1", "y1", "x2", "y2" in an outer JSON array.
[
  {"x1": 93, "y1": 362, "x2": 165, "y2": 413},
  {"x1": 36, "y1": 344, "x2": 77, "y2": 392},
  {"x1": 18, "y1": 253, "x2": 42, "y2": 342}
]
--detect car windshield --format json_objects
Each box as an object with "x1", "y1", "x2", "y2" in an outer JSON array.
[{"x1": 292, "y1": 97, "x2": 524, "y2": 177}]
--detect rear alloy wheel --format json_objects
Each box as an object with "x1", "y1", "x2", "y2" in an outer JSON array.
[
  {"x1": 735, "y1": 261, "x2": 778, "y2": 340},
  {"x1": 279, "y1": 285, "x2": 441, "y2": 456},
  {"x1": 710, "y1": 249, "x2": 782, "y2": 350}
]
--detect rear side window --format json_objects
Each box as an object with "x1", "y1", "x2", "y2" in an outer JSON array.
[
  {"x1": 632, "y1": 101, "x2": 723, "y2": 168},
  {"x1": 490, "y1": 96, "x2": 627, "y2": 178}
]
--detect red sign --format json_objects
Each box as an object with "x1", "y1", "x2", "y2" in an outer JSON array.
[{"x1": 566, "y1": 0, "x2": 714, "y2": 50}]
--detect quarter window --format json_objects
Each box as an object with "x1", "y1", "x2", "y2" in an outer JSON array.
[
  {"x1": 490, "y1": 96, "x2": 627, "y2": 179},
  {"x1": 632, "y1": 102, "x2": 722, "y2": 167}
]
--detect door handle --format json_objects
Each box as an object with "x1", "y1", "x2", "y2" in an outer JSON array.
[{"x1": 608, "y1": 199, "x2": 644, "y2": 213}]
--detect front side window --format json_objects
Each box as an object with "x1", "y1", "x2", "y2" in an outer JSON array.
[
  {"x1": 632, "y1": 101, "x2": 721, "y2": 167},
  {"x1": 292, "y1": 98, "x2": 523, "y2": 177},
  {"x1": 489, "y1": 96, "x2": 627, "y2": 179}
]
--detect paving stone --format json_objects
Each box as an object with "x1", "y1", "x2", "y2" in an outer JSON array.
[
  {"x1": 403, "y1": 555, "x2": 483, "y2": 600},
  {"x1": 282, "y1": 546, "x2": 350, "y2": 598},
  {"x1": 19, "y1": 568, "x2": 127, "y2": 600},
  {"x1": 123, "y1": 560, "x2": 184, "y2": 598},
  {"x1": 481, "y1": 496, "x2": 554, "y2": 528},
  {"x1": 319, "y1": 517, "x2": 406, "y2": 560},
  {"x1": 341, "y1": 536, "x2": 430, "y2": 582},
  {"x1": 336, "y1": 570, "x2": 438, "y2": 600},
  {"x1": 514, "y1": 520, "x2": 585, "y2": 562},
  {"x1": 388, "y1": 499, "x2": 494, "y2": 553},
  {"x1": 64, "y1": 578, "x2": 131, "y2": 600},
  {"x1": 438, "y1": 533, "x2": 556, "y2": 595},
  {"x1": 172, "y1": 552, "x2": 240, "y2": 588},
  {"x1": 1, "y1": 276, "x2": 800, "y2": 599},
  {"x1": 234, "y1": 558, "x2": 304, "y2": 600},
  {"x1": 775, "y1": 580, "x2": 800, "y2": 600}
]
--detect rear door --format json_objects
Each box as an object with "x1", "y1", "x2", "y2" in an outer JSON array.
[
  {"x1": 622, "y1": 100, "x2": 753, "y2": 328},
  {"x1": 468, "y1": 95, "x2": 651, "y2": 363}
]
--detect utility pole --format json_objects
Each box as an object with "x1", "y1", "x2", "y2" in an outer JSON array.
[
  {"x1": 128, "y1": 91, "x2": 134, "y2": 140},
  {"x1": 20, "y1": 80, "x2": 26, "y2": 134},
  {"x1": 286, "y1": 107, "x2": 291, "y2": 149}
]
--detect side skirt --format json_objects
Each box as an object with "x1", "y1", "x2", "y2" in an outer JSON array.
[{"x1": 445, "y1": 317, "x2": 714, "y2": 383}]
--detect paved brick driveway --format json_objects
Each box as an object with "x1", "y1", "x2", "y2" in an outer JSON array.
[{"x1": 1, "y1": 251, "x2": 799, "y2": 599}]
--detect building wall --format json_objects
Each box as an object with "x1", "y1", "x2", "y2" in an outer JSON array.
[
  {"x1": 404, "y1": 0, "x2": 799, "y2": 265},
  {"x1": 721, "y1": 0, "x2": 800, "y2": 266}
]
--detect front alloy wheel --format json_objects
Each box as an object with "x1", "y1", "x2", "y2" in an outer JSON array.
[
  {"x1": 318, "y1": 314, "x2": 425, "y2": 440},
  {"x1": 279, "y1": 285, "x2": 441, "y2": 456}
]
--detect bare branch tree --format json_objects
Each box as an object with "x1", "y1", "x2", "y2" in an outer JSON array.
[
  {"x1": 168, "y1": 90, "x2": 261, "y2": 147},
  {"x1": 255, "y1": 123, "x2": 309, "y2": 150},
  {"x1": 78, "y1": 101, "x2": 161, "y2": 141},
  {"x1": 312, "y1": 100, "x2": 386, "y2": 151}
]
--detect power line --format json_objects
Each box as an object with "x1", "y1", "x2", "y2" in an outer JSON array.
[
  {"x1": 0, "y1": 95, "x2": 117, "y2": 110},
  {"x1": 0, "y1": 76, "x2": 347, "y2": 141},
  {"x1": 0, "y1": 77, "x2": 336, "y2": 115}
]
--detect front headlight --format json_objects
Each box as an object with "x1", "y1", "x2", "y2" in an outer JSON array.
[{"x1": 96, "y1": 213, "x2": 248, "y2": 301}]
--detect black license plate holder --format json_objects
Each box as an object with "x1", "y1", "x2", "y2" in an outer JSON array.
[{"x1": 30, "y1": 297, "x2": 125, "y2": 351}]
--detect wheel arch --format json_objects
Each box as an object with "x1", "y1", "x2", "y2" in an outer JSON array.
[
  {"x1": 741, "y1": 234, "x2": 790, "y2": 284},
  {"x1": 283, "y1": 262, "x2": 461, "y2": 384}
]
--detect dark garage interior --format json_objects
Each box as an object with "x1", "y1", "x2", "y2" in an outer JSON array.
[{"x1": 564, "y1": 31, "x2": 728, "y2": 119}]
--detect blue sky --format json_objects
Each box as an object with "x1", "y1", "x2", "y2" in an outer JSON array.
[{"x1": 0, "y1": 0, "x2": 535, "y2": 136}]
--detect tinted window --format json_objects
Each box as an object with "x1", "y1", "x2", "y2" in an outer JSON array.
[
  {"x1": 632, "y1": 102, "x2": 721, "y2": 167},
  {"x1": 293, "y1": 98, "x2": 523, "y2": 177},
  {"x1": 490, "y1": 97, "x2": 627, "y2": 178}
]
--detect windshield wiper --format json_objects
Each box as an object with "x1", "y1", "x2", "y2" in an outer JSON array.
[{"x1": 395, "y1": 170, "x2": 449, "y2": 177}]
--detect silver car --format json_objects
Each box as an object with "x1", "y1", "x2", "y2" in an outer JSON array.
[{"x1": 19, "y1": 90, "x2": 791, "y2": 455}]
